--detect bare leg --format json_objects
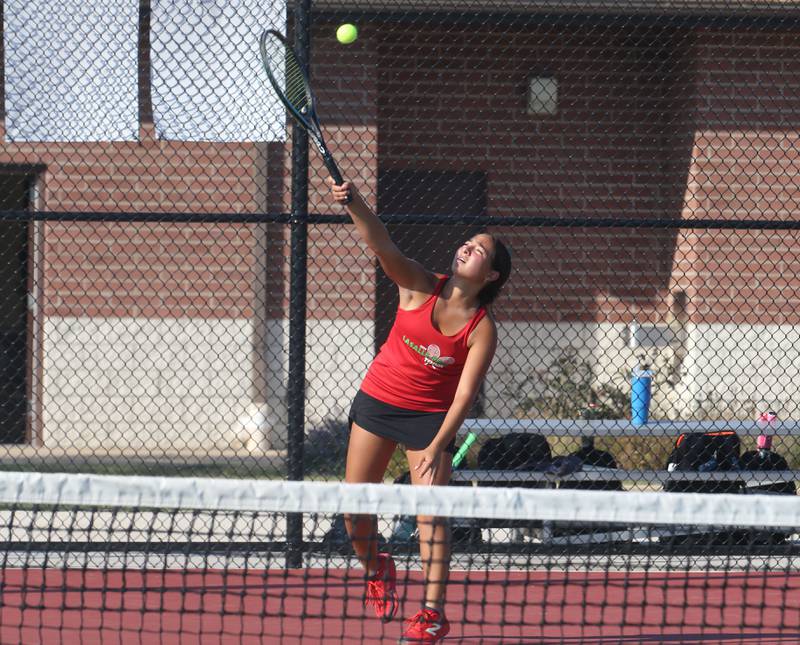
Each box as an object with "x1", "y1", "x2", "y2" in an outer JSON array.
[
  {"x1": 405, "y1": 447, "x2": 453, "y2": 611},
  {"x1": 344, "y1": 422, "x2": 397, "y2": 576}
]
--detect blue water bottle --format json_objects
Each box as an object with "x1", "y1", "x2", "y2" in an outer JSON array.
[{"x1": 631, "y1": 363, "x2": 653, "y2": 426}]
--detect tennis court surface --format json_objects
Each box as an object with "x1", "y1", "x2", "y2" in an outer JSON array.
[{"x1": 0, "y1": 472, "x2": 798, "y2": 644}]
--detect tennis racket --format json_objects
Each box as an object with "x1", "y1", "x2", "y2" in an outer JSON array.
[
  {"x1": 452, "y1": 431, "x2": 477, "y2": 468},
  {"x1": 259, "y1": 29, "x2": 349, "y2": 199}
]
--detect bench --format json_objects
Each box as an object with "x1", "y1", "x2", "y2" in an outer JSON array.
[
  {"x1": 456, "y1": 418, "x2": 800, "y2": 438},
  {"x1": 449, "y1": 418, "x2": 800, "y2": 488},
  {"x1": 448, "y1": 418, "x2": 800, "y2": 546}
]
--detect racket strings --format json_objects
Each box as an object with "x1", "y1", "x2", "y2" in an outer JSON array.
[
  {"x1": 283, "y1": 50, "x2": 310, "y2": 113},
  {"x1": 259, "y1": 28, "x2": 343, "y2": 183},
  {"x1": 262, "y1": 33, "x2": 311, "y2": 117}
]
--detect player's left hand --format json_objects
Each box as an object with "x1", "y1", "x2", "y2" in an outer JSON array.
[{"x1": 415, "y1": 446, "x2": 442, "y2": 485}]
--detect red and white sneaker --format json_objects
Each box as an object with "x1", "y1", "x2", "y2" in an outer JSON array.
[
  {"x1": 398, "y1": 607, "x2": 450, "y2": 643},
  {"x1": 364, "y1": 552, "x2": 398, "y2": 622}
]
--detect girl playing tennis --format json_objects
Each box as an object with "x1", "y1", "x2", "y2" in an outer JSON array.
[{"x1": 329, "y1": 178, "x2": 512, "y2": 644}]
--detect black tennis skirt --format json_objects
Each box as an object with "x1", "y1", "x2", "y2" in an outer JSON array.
[{"x1": 348, "y1": 390, "x2": 456, "y2": 454}]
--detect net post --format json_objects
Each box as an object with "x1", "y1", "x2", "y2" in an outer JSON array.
[{"x1": 285, "y1": 0, "x2": 313, "y2": 570}]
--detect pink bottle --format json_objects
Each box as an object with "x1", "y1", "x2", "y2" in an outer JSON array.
[{"x1": 756, "y1": 411, "x2": 777, "y2": 456}]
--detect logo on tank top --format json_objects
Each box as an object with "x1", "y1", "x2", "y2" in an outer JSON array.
[{"x1": 402, "y1": 336, "x2": 455, "y2": 370}]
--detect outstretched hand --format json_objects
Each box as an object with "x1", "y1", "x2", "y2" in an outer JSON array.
[{"x1": 328, "y1": 177, "x2": 352, "y2": 204}]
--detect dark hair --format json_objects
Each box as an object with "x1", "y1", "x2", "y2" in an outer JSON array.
[{"x1": 477, "y1": 234, "x2": 512, "y2": 306}]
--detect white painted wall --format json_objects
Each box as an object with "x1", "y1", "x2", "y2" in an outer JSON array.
[{"x1": 41, "y1": 317, "x2": 795, "y2": 452}]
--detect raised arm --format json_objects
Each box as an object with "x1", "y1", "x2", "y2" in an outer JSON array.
[{"x1": 329, "y1": 179, "x2": 434, "y2": 292}]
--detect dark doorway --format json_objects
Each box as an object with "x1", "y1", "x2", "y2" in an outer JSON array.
[{"x1": 0, "y1": 172, "x2": 32, "y2": 443}]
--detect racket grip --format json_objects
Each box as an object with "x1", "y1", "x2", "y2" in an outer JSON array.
[
  {"x1": 322, "y1": 154, "x2": 352, "y2": 204},
  {"x1": 452, "y1": 432, "x2": 477, "y2": 468}
]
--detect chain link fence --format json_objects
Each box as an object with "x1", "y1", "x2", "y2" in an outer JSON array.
[{"x1": 0, "y1": 1, "x2": 799, "y2": 494}]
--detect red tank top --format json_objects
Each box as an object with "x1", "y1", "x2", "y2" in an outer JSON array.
[{"x1": 360, "y1": 276, "x2": 487, "y2": 412}]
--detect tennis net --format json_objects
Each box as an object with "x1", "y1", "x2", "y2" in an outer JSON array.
[{"x1": 0, "y1": 471, "x2": 798, "y2": 643}]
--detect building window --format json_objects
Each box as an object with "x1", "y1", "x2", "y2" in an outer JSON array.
[{"x1": 527, "y1": 76, "x2": 558, "y2": 115}]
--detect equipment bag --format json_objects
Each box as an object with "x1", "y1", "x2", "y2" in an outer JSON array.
[
  {"x1": 553, "y1": 439, "x2": 624, "y2": 539},
  {"x1": 476, "y1": 433, "x2": 551, "y2": 535},
  {"x1": 664, "y1": 430, "x2": 742, "y2": 494},
  {"x1": 662, "y1": 430, "x2": 743, "y2": 546},
  {"x1": 477, "y1": 433, "x2": 551, "y2": 475},
  {"x1": 738, "y1": 447, "x2": 796, "y2": 544},
  {"x1": 740, "y1": 448, "x2": 796, "y2": 495},
  {"x1": 559, "y1": 438, "x2": 623, "y2": 492}
]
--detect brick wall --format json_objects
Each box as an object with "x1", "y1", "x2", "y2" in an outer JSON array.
[
  {"x1": 0, "y1": 135, "x2": 268, "y2": 319},
  {"x1": 372, "y1": 23, "x2": 696, "y2": 324},
  {"x1": 674, "y1": 29, "x2": 800, "y2": 326},
  {"x1": 0, "y1": 22, "x2": 795, "y2": 329}
]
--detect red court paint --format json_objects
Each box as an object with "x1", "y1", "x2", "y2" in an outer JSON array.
[{"x1": 1, "y1": 569, "x2": 798, "y2": 644}]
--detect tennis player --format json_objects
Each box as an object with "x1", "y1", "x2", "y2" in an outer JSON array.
[{"x1": 328, "y1": 178, "x2": 511, "y2": 643}]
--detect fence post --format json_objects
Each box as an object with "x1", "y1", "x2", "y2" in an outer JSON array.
[{"x1": 286, "y1": 0, "x2": 312, "y2": 569}]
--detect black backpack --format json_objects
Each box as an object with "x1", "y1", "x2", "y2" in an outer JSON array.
[
  {"x1": 477, "y1": 433, "x2": 551, "y2": 482},
  {"x1": 662, "y1": 431, "x2": 748, "y2": 546},
  {"x1": 390, "y1": 462, "x2": 483, "y2": 549},
  {"x1": 737, "y1": 448, "x2": 796, "y2": 544},
  {"x1": 559, "y1": 438, "x2": 623, "y2": 492},
  {"x1": 740, "y1": 448, "x2": 796, "y2": 495},
  {"x1": 476, "y1": 433, "x2": 551, "y2": 536},
  {"x1": 552, "y1": 439, "x2": 625, "y2": 540},
  {"x1": 663, "y1": 430, "x2": 742, "y2": 494}
]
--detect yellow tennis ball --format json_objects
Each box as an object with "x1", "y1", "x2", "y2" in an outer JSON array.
[{"x1": 336, "y1": 24, "x2": 358, "y2": 45}]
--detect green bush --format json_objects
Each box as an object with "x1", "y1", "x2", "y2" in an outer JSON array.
[
  {"x1": 508, "y1": 346, "x2": 627, "y2": 420},
  {"x1": 504, "y1": 346, "x2": 676, "y2": 471}
]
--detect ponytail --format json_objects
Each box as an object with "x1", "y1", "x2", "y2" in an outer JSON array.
[{"x1": 477, "y1": 235, "x2": 512, "y2": 307}]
